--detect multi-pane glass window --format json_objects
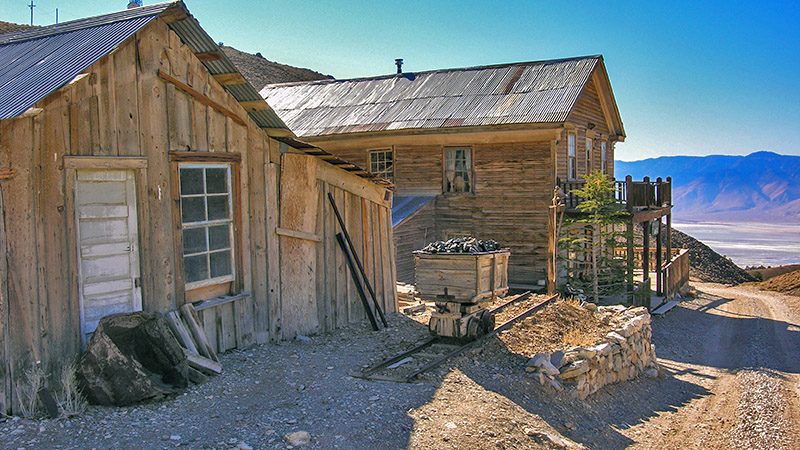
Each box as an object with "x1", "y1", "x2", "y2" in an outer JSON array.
[
  {"x1": 179, "y1": 164, "x2": 234, "y2": 288},
  {"x1": 586, "y1": 138, "x2": 593, "y2": 174},
  {"x1": 444, "y1": 147, "x2": 473, "y2": 193},
  {"x1": 568, "y1": 134, "x2": 577, "y2": 180},
  {"x1": 369, "y1": 149, "x2": 394, "y2": 182},
  {"x1": 601, "y1": 141, "x2": 608, "y2": 175}
]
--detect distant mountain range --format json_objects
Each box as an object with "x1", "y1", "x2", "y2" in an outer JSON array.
[{"x1": 615, "y1": 151, "x2": 800, "y2": 223}]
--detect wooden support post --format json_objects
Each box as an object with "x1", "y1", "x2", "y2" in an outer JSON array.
[
  {"x1": 547, "y1": 205, "x2": 558, "y2": 295},
  {"x1": 656, "y1": 218, "x2": 663, "y2": 296},
  {"x1": 642, "y1": 220, "x2": 650, "y2": 287},
  {"x1": 625, "y1": 175, "x2": 633, "y2": 213},
  {"x1": 666, "y1": 206, "x2": 673, "y2": 261},
  {"x1": 626, "y1": 220, "x2": 634, "y2": 299}
]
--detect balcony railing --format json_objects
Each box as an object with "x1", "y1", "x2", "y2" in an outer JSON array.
[{"x1": 557, "y1": 175, "x2": 672, "y2": 212}]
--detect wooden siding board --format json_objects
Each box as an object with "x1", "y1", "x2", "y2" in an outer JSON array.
[
  {"x1": 1, "y1": 117, "x2": 41, "y2": 410},
  {"x1": 0, "y1": 177, "x2": 9, "y2": 413},
  {"x1": 113, "y1": 35, "x2": 140, "y2": 156},
  {"x1": 247, "y1": 127, "x2": 269, "y2": 343},
  {"x1": 36, "y1": 92, "x2": 77, "y2": 373},
  {"x1": 264, "y1": 162, "x2": 281, "y2": 341},
  {"x1": 333, "y1": 187, "x2": 348, "y2": 328},
  {"x1": 345, "y1": 191, "x2": 364, "y2": 322},
  {"x1": 278, "y1": 153, "x2": 319, "y2": 338},
  {"x1": 315, "y1": 183, "x2": 328, "y2": 332},
  {"x1": 136, "y1": 21, "x2": 176, "y2": 312}
]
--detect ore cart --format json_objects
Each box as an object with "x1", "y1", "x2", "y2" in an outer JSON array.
[{"x1": 414, "y1": 249, "x2": 510, "y2": 340}]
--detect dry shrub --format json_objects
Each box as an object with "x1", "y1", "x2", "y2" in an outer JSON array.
[
  {"x1": 56, "y1": 362, "x2": 86, "y2": 417},
  {"x1": 14, "y1": 365, "x2": 44, "y2": 419},
  {"x1": 562, "y1": 328, "x2": 585, "y2": 347}
]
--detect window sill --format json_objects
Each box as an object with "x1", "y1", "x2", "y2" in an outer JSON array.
[{"x1": 192, "y1": 291, "x2": 251, "y2": 312}]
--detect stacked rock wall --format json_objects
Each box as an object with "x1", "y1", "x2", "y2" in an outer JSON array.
[{"x1": 527, "y1": 305, "x2": 659, "y2": 399}]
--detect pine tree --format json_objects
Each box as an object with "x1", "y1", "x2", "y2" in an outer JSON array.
[{"x1": 559, "y1": 171, "x2": 628, "y2": 302}]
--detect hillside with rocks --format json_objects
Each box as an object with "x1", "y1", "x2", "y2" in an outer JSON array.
[
  {"x1": 220, "y1": 45, "x2": 330, "y2": 91},
  {"x1": 0, "y1": 21, "x2": 36, "y2": 35},
  {"x1": 670, "y1": 229, "x2": 756, "y2": 285}
]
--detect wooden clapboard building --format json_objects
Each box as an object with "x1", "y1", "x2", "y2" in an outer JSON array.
[
  {"x1": 0, "y1": 1, "x2": 396, "y2": 414},
  {"x1": 262, "y1": 56, "x2": 631, "y2": 285}
]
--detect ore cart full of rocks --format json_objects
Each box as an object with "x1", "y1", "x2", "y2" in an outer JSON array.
[{"x1": 414, "y1": 245, "x2": 510, "y2": 340}]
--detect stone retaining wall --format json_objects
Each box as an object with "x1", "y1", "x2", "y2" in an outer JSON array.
[{"x1": 527, "y1": 305, "x2": 659, "y2": 399}]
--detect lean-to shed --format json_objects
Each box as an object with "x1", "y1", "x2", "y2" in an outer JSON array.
[{"x1": 0, "y1": 1, "x2": 396, "y2": 414}]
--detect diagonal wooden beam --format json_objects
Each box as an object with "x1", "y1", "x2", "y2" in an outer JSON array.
[{"x1": 157, "y1": 70, "x2": 247, "y2": 127}]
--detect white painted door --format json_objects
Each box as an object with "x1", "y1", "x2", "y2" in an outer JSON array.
[{"x1": 75, "y1": 169, "x2": 142, "y2": 344}]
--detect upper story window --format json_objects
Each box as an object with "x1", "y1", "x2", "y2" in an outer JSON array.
[
  {"x1": 444, "y1": 147, "x2": 473, "y2": 193},
  {"x1": 567, "y1": 134, "x2": 577, "y2": 180},
  {"x1": 586, "y1": 138, "x2": 593, "y2": 174},
  {"x1": 179, "y1": 164, "x2": 235, "y2": 289},
  {"x1": 601, "y1": 141, "x2": 608, "y2": 175},
  {"x1": 369, "y1": 149, "x2": 394, "y2": 182}
]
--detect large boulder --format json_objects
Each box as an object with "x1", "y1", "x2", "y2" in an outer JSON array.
[{"x1": 77, "y1": 312, "x2": 190, "y2": 406}]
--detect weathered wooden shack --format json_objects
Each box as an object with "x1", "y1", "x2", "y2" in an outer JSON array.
[
  {"x1": 261, "y1": 56, "x2": 628, "y2": 285},
  {"x1": 0, "y1": 1, "x2": 396, "y2": 414}
]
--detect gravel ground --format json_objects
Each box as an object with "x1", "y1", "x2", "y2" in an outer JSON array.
[{"x1": 2, "y1": 284, "x2": 797, "y2": 450}]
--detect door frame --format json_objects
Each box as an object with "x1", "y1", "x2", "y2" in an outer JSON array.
[{"x1": 64, "y1": 157, "x2": 148, "y2": 345}]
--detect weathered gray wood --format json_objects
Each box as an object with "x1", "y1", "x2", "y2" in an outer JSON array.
[
  {"x1": 178, "y1": 304, "x2": 219, "y2": 363},
  {"x1": 165, "y1": 311, "x2": 199, "y2": 355},
  {"x1": 183, "y1": 348, "x2": 222, "y2": 375}
]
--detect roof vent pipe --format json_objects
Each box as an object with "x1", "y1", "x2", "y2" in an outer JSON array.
[
  {"x1": 395, "y1": 58, "x2": 403, "y2": 74},
  {"x1": 127, "y1": 1, "x2": 142, "y2": 9}
]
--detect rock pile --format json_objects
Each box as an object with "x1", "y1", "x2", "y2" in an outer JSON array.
[
  {"x1": 526, "y1": 304, "x2": 659, "y2": 399},
  {"x1": 421, "y1": 237, "x2": 501, "y2": 254}
]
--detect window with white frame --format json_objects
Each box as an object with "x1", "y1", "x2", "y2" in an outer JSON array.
[
  {"x1": 601, "y1": 141, "x2": 608, "y2": 175},
  {"x1": 179, "y1": 164, "x2": 235, "y2": 288},
  {"x1": 444, "y1": 147, "x2": 473, "y2": 193},
  {"x1": 369, "y1": 149, "x2": 394, "y2": 182},
  {"x1": 567, "y1": 134, "x2": 577, "y2": 180},
  {"x1": 586, "y1": 137, "x2": 593, "y2": 174}
]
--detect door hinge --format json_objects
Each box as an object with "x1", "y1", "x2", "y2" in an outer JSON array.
[{"x1": 134, "y1": 277, "x2": 141, "y2": 288}]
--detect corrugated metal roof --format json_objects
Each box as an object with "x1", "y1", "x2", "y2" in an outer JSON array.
[
  {"x1": 261, "y1": 56, "x2": 602, "y2": 138},
  {"x1": 392, "y1": 196, "x2": 435, "y2": 227},
  {"x1": 0, "y1": 4, "x2": 166, "y2": 119},
  {"x1": 0, "y1": 1, "x2": 289, "y2": 130}
]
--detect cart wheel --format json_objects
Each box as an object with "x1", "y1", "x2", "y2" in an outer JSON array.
[
  {"x1": 466, "y1": 316, "x2": 482, "y2": 340},
  {"x1": 480, "y1": 309, "x2": 495, "y2": 333}
]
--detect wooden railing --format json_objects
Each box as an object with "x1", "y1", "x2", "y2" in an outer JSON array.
[
  {"x1": 557, "y1": 175, "x2": 671, "y2": 212},
  {"x1": 613, "y1": 247, "x2": 680, "y2": 269},
  {"x1": 663, "y1": 248, "x2": 690, "y2": 299}
]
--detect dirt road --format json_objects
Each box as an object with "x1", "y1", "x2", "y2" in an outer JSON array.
[
  {"x1": 624, "y1": 283, "x2": 800, "y2": 450},
  {"x1": 1, "y1": 284, "x2": 798, "y2": 449}
]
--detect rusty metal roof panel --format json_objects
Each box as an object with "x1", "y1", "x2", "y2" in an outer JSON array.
[{"x1": 261, "y1": 55, "x2": 601, "y2": 137}]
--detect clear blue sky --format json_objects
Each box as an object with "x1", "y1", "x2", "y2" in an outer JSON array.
[{"x1": 3, "y1": 0, "x2": 799, "y2": 160}]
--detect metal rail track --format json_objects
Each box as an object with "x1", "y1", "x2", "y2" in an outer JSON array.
[{"x1": 353, "y1": 292, "x2": 558, "y2": 383}]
